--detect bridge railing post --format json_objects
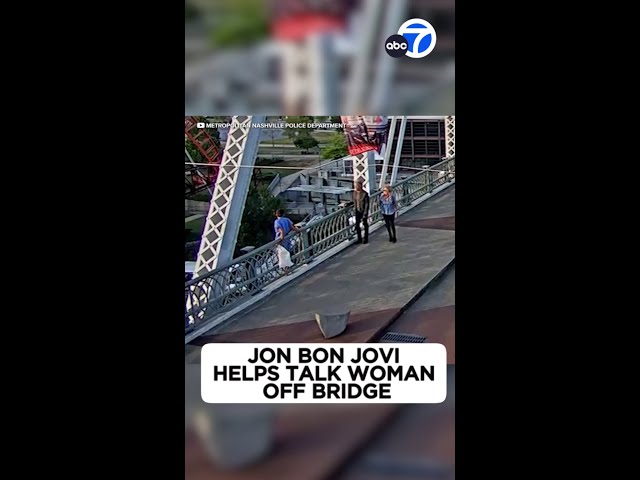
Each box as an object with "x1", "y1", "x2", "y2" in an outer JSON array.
[
  {"x1": 369, "y1": 191, "x2": 382, "y2": 225},
  {"x1": 300, "y1": 230, "x2": 313, "y2": 264}
]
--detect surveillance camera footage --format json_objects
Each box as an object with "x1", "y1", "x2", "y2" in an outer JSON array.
[{"x1": 185, "y1": 115, "x2": 455, "y2": 478}]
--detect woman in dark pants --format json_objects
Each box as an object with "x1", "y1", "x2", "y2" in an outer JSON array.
[{"x1": 379, "y1": 185, "x2": 398, "y2": 243}]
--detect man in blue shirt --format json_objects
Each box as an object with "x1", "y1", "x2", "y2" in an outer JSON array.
[{"x1": 274, "y1": 209, "x2": 300, "y2": 252}]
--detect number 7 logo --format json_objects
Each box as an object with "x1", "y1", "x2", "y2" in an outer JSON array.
[{"x1": 398, "y1": 19, "x2": 437, "y2": 59}]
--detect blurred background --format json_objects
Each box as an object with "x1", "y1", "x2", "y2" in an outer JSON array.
[
  {"x1": 186, "y1": 365, "x2": 455, "y2": 479},
  {"x1": 185, "y1": 0, "x2": 455, "y2": 115}
]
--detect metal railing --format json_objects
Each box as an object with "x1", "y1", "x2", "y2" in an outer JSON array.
[{"x1": 185, "y1": 156, "x2": 454, "y2": 332}]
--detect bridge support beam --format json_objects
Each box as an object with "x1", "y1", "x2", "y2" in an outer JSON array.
[
  {"x1": 345, "y1": 0, "x2": 384, "y2": 113},
  {"x1": 194, "y1": 116, "x2": 264, "y2": 277},
  {"x1": 390, "y1": 116, "x2": 407, "y2": 186},
  {"x1": 352, "y1": 150, "x2": 377, "y2": 194},
  {"x1": 308, "y1": 33, "x2": 337, "y2": 115},
  {"x1": 370, "y1": 0, "x2": 407, "y2": 113},
  {"x1": 445, "y1": 115, "x2": 455, "y2": 157},
  {"x1": 379, "y1": 116, "x2": 398, "y2": 189}
]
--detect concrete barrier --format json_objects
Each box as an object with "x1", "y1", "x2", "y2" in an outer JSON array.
[{"x1": 315, "y1": 310, "x2": 350, "y2": 338}]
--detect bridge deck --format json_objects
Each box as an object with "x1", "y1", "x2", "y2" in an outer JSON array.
[{"x1": 186, "y1": 185, "x2": 455, "y2": 362}]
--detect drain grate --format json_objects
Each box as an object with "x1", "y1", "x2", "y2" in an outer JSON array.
[
  {"x1": 361, "y1": 455, "x2": 451, "y2": 478},
  {"x1": 379, "y1": 332, "x2": 427, "y2": 343}
]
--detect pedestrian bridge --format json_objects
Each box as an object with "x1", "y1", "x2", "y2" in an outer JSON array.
[{"x1": 185, "y1": 157, "x2": 455, "y2": 361}]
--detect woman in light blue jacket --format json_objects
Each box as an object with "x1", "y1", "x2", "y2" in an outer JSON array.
[{"x1": 379, "y1": 185, "x2": 398, "y2": 243}]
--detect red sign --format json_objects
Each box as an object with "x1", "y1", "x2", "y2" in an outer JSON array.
[
  {"x1": 268, "y1": 0, "x2": 357, "y2": 41},
  {"x1": 341, "y1": 116, "x2": 389, "y2": 156}
]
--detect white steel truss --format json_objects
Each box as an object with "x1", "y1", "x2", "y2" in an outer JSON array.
[
  {"x1": 280, "y1": 42, "x2": 309, "y2": 114},
  {"x1": 194, "y1": 116, "x2": 264, "y2": 277},
  {"x1": 352, "y1": 151, "x2": 377, "y2": 194},
  {"x1": 445, "y1": 115, "x2": 455, "y2": 158},
  {"x1": 379, "y1": 116, "x2": 398, "y2": 189},
  {"x1": 280, "y1": 34, "x2": 338, "y2": 115},
  {"x1": 390, "y1": 116, "x2": 407, "y2": 185}
]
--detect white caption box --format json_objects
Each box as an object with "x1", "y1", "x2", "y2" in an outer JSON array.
[{"x1": 201, "y1": 343, "x2": 447, "y2": 404}]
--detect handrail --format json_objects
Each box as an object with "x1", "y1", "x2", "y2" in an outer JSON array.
[{"x1": 185, "y1": 156, "x2": 454, "y2": 331}]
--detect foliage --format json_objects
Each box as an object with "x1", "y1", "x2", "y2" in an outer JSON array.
[
  {"x1": 185, "y1": 139, "x2": 203, "y2": 163},
  {"x1": 185, "y1": 216, "x2": 206, "y2": 246},
  {"x1": 185, "y1": 185, "x2": 284, "y2": 256},
  {"x1": 284, "y1": 116, "x2": 315, "y2": 139},
  {"x1": 209, "y1": 0, "x2": 268, "y2": 47},
  {"x1": 329, "y1": 116, "x2": 344, "y2": 131},
  {"x1": 184, "y1": 241, "x2": 200, "y2": 261},
  {"x1": 321, "y1": 132, "x2": 348, "y2": 159},
  {"x1": 185, "y1": 2, "x2": 199, "y2": 21},
  {"x1": 185, "y1": 116, "x2": 220, "y2": 161},
  {"x1": 236, "y1": 184, "x2": 285, "y2": 249},
  {"x1": 293, "y1": 132, "x2": 319, "y2": 152}
]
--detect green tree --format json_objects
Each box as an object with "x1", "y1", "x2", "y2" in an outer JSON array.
[
  {"x1": 185, "y1": 3, "x2": 199, "y2": 21},
  {"x1": 236, "y1": 184, "x2": 285, "y2": 249},
  {"x1": 185, "y1": 138, "x2": 203, "y2": 162},
  {"x1": 321, "y1": 132, "x2": 348, "y2": 160},
  {"x1": 284, "y1": 116, "x2": 315, "y2": 139},
  {"x1": 204, "y1": 115, "x2": 232, "y2": 124},
  {"x1": 209, "y1": 0, "x2": 268, "y2": 47},
  {"x1": 293, "y1": 132, "x2": 319, "y2": 153},
  {"x1": 185, "y1": 115, "x2": 221, "y2": 161},
  {"x1": 329, "y1": 116, "x2": 344, "y2": 131}
]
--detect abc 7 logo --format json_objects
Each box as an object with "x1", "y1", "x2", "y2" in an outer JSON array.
[
  {"x1": 385, "y1": 19, "x2": 437, "y2": 59},
  {"x1": 385, "y1": 35, "x2": 409, "y2": 58}
]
